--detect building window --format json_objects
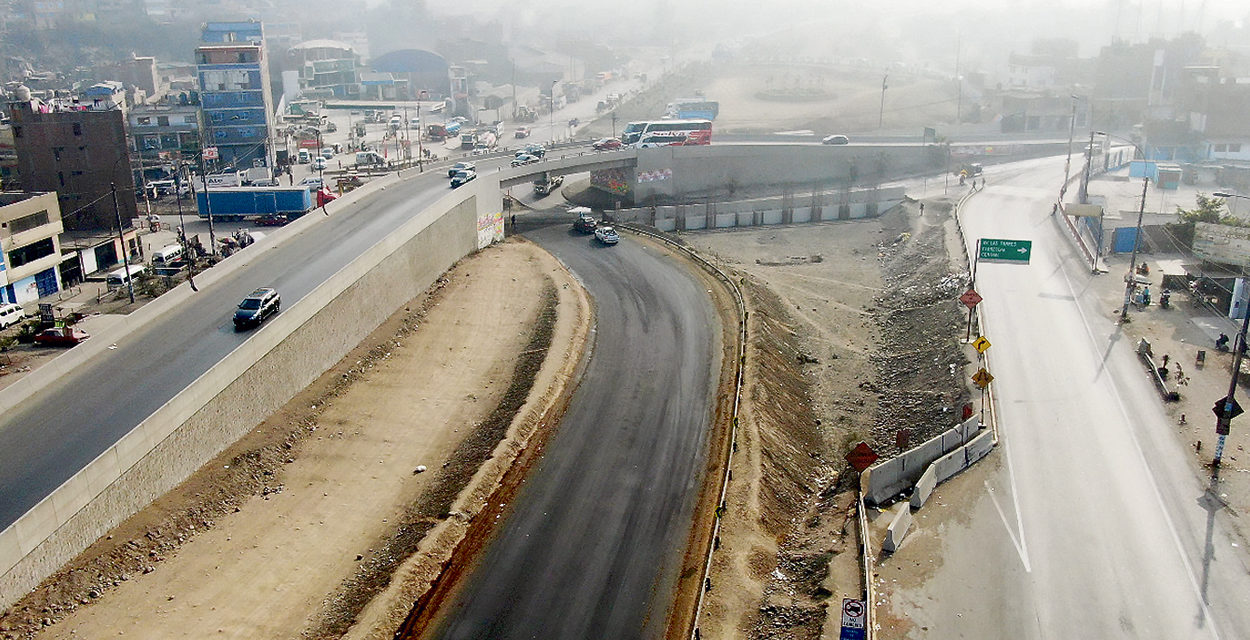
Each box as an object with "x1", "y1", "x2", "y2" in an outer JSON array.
[
  {"x1": 9, "y1": 210, "x2": 50, "y2": 234},
  {"x1": 1215, "y1": 144, "x2": 1227, "y2": 153},
  {"x1": 1232, "y1": 144, "x2": 1243, "y2": 153},
  {"x1": 12, "y1": 126, "x2": 21, "y2": 138},
  {"x1": 158, "y1": 116, "x2": 169, "y2": 126},
  {"x1": 72, "y1": 122, "x2": 82, "y2": 136},
  {"x1": 137, "y1": 116, "x2": 151, "y2": 125},
  {"x1": 9, "y1": 238, "x2": 56, "y2": 268}
]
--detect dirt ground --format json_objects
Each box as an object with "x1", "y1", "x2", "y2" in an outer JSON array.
[
  {"x1": 682, "y1": 195, "x2": 971, "y2": 639},
  {"x1": 0, "y1": 239, "x2": 592, "y2": 640}
]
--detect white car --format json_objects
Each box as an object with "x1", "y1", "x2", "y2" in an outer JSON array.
[
  {"x1": 822, "y1": 134, "x2": 850, "y2": 145},
  {"x1": 594, "y1": 225, "x2": 620, "y2": 245},
  {"x1": 511, "y1": 154, "x2": 540, "y2": 167},
  {"x1": 450, "y1": 170, "x2": 477, "y2": 188},
  {"x1": 448, "y1": 161, "x2": 476, "y2": 178},
  {"x1": 299, "y1": 176, "x2": 323, "y2": 189}
]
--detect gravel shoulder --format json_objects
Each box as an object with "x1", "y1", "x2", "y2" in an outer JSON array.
[{"x1": 3, "y1": 238, "x2": 591, "y2": 640}]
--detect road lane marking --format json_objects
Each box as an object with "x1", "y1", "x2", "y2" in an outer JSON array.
[
  {"x1": 985, "y1": 435, "x2": 1031, "y2": 572},
  {"x1": 1058, "y1": 249, "x2": 1224, "y2": 640}
]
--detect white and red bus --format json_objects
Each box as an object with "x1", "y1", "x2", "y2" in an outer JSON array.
[{"x1": 620, "y1": 119, "x2": 713, "y2": 147}]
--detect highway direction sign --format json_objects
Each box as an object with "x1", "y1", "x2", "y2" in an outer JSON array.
[
  {"x1": 979, "y1": 238, "x2": 1033, "y2": 263},
  {"x1": 972, "y1": 336, "x2": 992, "y2": 354}
]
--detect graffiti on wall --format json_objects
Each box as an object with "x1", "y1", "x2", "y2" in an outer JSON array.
[{"x1": 591, "y1": 167, "x2": 631, "y2": 195}]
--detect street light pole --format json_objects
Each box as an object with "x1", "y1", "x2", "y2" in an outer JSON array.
[
  {"x1": 110, "y1": 182, "x2": 135, "y2": 304},
  {"x1": 416, "y1": 102, "x2": 424, "y2": 173},
  {"x1": 550, "y1": 80, "x2": 557, "y2": 145},
  {"x1": 173, "y1": 164, "x2": 198, "y2": 292},
  {"x1": 878, "y1": 73, "x2": 888, "y2": 129},
  {"x1": 1097, "y1": 131, "x2": 1150, "y2": 322}
]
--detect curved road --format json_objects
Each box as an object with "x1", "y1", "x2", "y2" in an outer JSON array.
[
  {"x1": 0, "y1": 167, "x2": 474, "y2": 527},
  {"x1": 893, "y1": 156, "x2": 1250, "y2": 637},
  {"x1": 432, "y1": 224, "x2": 719, "y2": 638}
]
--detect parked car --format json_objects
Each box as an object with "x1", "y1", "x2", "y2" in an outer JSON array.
[
  {"x1": 592, "y1": 137, "x2": 622, "y2": 151},
  {"x1": 448, "y1": 161, "x2": 476, "y2": 178},
  {"x1": 511, "y1": 154, "x2": 541, "y2": 167},
  {"x1": 519, "y1": 144, "x2": 546, "y2": 158},
  {"x1": 320, "y1": 147, "x2": 334, "y2": 160},
  {"x1": 450, "y1": 170, "x2": 477, "y2": 188},
  {"x1": 34, "y1": 326, "x2": 90, "y2": 347},
  {"x1": 821, "y1": 134, "x2": 850, "y2": 145},
  {"x1": 299, "y1": 176, "x2": 324, "y2": 189},
  {"x1": 573, "y1": 213, "x2": 597, "y2": 233},
  {"x1": 594, "y1": 225, "x2": 620, "y2": 245},
  {"x1": 233, "y1": 287, "x2": 281, "y2": 330},
  {"x1": 515, "y1": 126, "x2": 531, "y2": 139},
  {"x1": 312, "y1": 157, "x2": 327, "y2": 171}
]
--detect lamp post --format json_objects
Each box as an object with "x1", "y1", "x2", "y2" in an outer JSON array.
[
  {"x1": 109, "y1": 182, "x2": 135, "y2": 304},
  {"x1": 549, "y1": 80, "x2": 557, "y2": 145},
  {"x1": 878, "y1": 72, "x2": 888, "y2": 129},
  {"x1": 416, "y1": 102, "x2": 424, "y2": 173},
  {"x1": 1096, "y1": 131, "x2": 1150, "y2": 322},
  {"x1": 1211, "y1": 191, "x2": 1250, "y2": 467}
]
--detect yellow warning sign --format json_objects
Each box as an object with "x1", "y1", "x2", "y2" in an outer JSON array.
[
  {"x1": 972, "y1": 336, "x2": 991, "y2": 354},
  {"x1": 972, "y1": 368, "x2": 994, "y2": 389}
]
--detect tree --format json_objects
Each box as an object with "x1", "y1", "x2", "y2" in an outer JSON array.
[{"x1": 1167, "y1": 193, "x2": 1242, "y2": 248}]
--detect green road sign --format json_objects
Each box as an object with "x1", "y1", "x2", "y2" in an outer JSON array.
[{"x1": 979, "y1": 238, "x2": 1032, "y2": 263}]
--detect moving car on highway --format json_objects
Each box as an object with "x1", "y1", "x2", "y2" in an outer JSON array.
[
  {"x1": 511, "y1": 154, "x2": 541, "y2": 167},
  {"x1": 573, "y1": 212, "x2": 597, "y2": 233},
  {"x1": 518, "y1": 144, "x2": 546, "y2": 158},
  {"x1": 594, "y1": 225, "x2": 620, "y2": 245},
  {"x1": 514, "y1": 126, "x2": 531, "y2": 138},
  {"x1": 448, "y1": 161, "x2": 476, "y2": 178},
  {"x1": 592, "y1": 138, "x2": 622, "y2": 151},
  {"x1": 34, "y1": 326, "x2": 90, "y2": 346},
  {"x1": 822, "y1": 134, "x2": 850, "y2": 145},
  {"x1": 233, "y1": 287, "x2": 281, "y2": 330},
  {"x1": 450, "y1": 170, "x2": 477, "y2": 188}
]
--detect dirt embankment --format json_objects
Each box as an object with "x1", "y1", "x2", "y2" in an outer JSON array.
[
  {"x1": 687, "y1": 197, "x2": 971, "y2": 638},
  {"x1": 1, "y1": 239, "x2": 592, "y2": 640}
]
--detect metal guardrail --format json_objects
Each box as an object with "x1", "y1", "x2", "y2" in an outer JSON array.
[{"x1": 612, "y1": 223, "x2": 747, "y2": 640}]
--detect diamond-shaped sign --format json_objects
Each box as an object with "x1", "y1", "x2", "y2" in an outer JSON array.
[
  {"x1": 959, "y1": 289, "x2": 983, "y2": 309},
  {"x1": 845, "y1": 442, "x2": 879, "y2": 472},
  {"x1": 972, "y1": 336, "x2": 991, "y2": 354},
  {"x1": 972, "y1": 367, "x2": 994, "y2": 389}
]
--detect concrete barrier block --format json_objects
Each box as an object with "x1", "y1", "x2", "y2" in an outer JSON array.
[
  {"x1": 933, "y1": 447, "x2": 967, "y2": 484},
  {"x1": 964, "y1": 432, "x2": 996, "y2": 465},
  {"x1": 13, "y1": 500, "x2": 58, "y2": 555},
  {"x1": 910, "y1": 465, "x2": 938, "y2": 510},
  {"x1": 882, "y1": 502, "x2": 913, "y2": 553}
]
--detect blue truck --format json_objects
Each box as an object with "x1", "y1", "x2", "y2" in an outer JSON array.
[{"x1": 196, "y1": 186, "x2": 314, "y2": 222}]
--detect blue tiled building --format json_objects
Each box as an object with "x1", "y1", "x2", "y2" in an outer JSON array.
[{"x1": 196, "y1": 21, "x2": 274, "y2": 170}]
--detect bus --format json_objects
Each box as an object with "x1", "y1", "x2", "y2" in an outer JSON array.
[
  {"x1": 621, "y1": 119, "x2": 713, "y2": 147},
  {"x1": 664, "y1": 99, "x2": 719, "y2": 121}
]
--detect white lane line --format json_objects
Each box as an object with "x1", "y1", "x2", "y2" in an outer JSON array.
[
  {"x1": 1059, "y1": 254, "x2": 1223, "y2": 640},
  {"x1": 984, "y1": 434, "x2": 1032, "y2": 572}
]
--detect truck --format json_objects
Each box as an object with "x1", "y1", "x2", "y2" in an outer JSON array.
[
  {"x1": 196, "y1": 186, "x2": 314, "y2": 222},
  {"x1": 460, "y1": 132, "x2": 477, "y2": 150},
  {"x1": 426, "y1": 123, "x2": 448, "y2": 141},
  {"x1": 474, "y1": 131, "x2": 497, "y2": 151},
  {"x1": 533, "y1": 174, "x2": 564, "y2": 196},
  {"x1": 515, "y1": 106, "x2": 537, "y2": 123},
  {"x1": 243, "y1": 166, "x2": 275, "y2": 186},
  {"x1": 205, "y1": 171, "x2": 243, "y2": 188}
]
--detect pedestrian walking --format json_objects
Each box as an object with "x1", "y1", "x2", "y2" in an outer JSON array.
[
  {"x1": 510, "y1": 214, "x2": 517, "y2": 230},
  {"x1": 919, "y1": 202, "x2": 924, "y2": 216}
]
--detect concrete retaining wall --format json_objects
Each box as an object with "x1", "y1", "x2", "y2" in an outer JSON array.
[
  {"x1": 864, "y1": 415, "x2": 980, "y2": 505},
  {"x1": 0, "y1": 180, "x2": 495, "y2": 611},
  {"x1": 611, "y1": 186, "x2": 906, "y2": 233},
  {"x1": 932, "y1": 431, "x2": 996, "y2": 485}
]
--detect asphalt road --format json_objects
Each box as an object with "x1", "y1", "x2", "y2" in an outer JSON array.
[
  {"x1": 432, "y1": 224, "x2": 719, "y2": 639},
  {"x1": 0, "y1": 167, "x2": 464, "y2": 528},
  {"x1": 893, "y1": 156, "x2": 1250, "y2": 638}
]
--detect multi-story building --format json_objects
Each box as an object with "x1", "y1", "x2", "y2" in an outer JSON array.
[
  {"x1": 7, "y1": 86, "x2": 139, "y2": 233},
  {"x1": 287, "y1": 40, "x2": 359, "y2": 99},
  {"x1": 128, "y1": 100, "x2": 202, "y2": 169},
  {"x1": 196, "y1": 21, "x2": 274, "y2": 170},
  {"x1": 0, "y1": 192, "x2": 64, "y2": 303}
]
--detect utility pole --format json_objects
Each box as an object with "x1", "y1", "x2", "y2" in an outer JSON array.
[
  {"x1": 611, "y1": 111, "x2": 618, "y2": 139},
  {"x1": 1059, "y1": 96, "x2": 1079, "y2": 204},
  {"x1": 1080, "y1": 129, "x2": 1096, "y2": 204},
  {"x1": 1214, "y1": 307, "x2": 1250, "y2": 466},
  {"x1": 199, "y1": 157, "x2": 216, "y2": 256},
  {"x1": 878, "y1": 73, "x2": 888, "y2": 129},
  {"x1": 110, "y1": 182, "x2": 135, "y2": 304},
  {"x1": 416, "y1": 102, "x2": 424, "y2": 172},
  {"x1": 173, "y1": 164, "x2": 197, "y2": 292}
]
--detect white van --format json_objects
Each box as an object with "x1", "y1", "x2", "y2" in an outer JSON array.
[
  {"x1": 151, "y1": 244, "x2": 184, "y2": 266},
  {"x1": 106, "y1": 265, "x2": 146, "y2": 290},
  {"x1": 0, "y1": 303, "x2": 23, "y2": 329}
]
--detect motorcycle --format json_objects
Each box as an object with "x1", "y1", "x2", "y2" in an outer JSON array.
[
  {"x1": 1159, "y1": 290, "x2": 1171, "y2": 309},
  {"x1": 1216, "y1": 333, "x2": 1231, "y2": 352}
]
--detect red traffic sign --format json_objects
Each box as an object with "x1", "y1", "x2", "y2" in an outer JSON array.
[
  {"x1": 845, "y1": 442, "x2": 879, "y2": 472},
  {"x1": 959, "y1": 289, "x2": 983, "y2": 309}
]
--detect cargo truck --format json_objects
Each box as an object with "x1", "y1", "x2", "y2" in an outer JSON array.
[{"x1": 196, "y1": 186, "x2": 314, "y2": 222}]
